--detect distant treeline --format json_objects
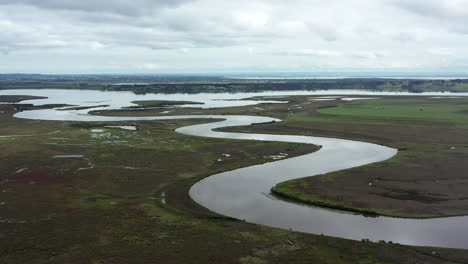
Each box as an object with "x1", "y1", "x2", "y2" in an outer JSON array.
[
  {"x1": 1, "y1": 75, "x2": 468, "y2": 93},
  {"x1": 105, "y1": 79, "x2": 468, "y2": 94}
]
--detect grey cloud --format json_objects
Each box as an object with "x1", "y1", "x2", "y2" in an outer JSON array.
[
  {"x1": 391, "y1": 0, "x2": 444, "y2": 17},
  {"x1": 307, "y1": 24, "x2": 339, "y2": 42},
  {"x1": 391, "y1": 0, "x2": 468, "y2": 18},
  {"x1": 2, "y1": 0, "x2": 468, "y2": 73},
  {"x1": 390, "y1": 0, "x2": 468, "y2": 33},
  {"x1": 350, "y1": 52, "x2": 386, "y2": 60},
  {"x1": 392, "y1": 33, "x2": 415, "y2": 42},
  {"x1": 0, "y1": 0, "x2": 194, "y2": 16},
  {"x1": 270, "y1": 50, "x2": 342, "y2": 57},
  {"x1": 270, "y1": 50, "x2": 386, "y2": 60},
  {"x1": 0, "y1": 18, "x2": 69, "y2": 52}
]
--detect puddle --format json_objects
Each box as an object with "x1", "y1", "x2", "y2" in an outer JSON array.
[
  {"x1": 12, "y1": 168, "x2": 28, "y2": 174},
  {"x1": 120, "y1": 166, "x2": 140, "y2": 170},
  {"x1": 341, "y1": 97, "x2": 378, "y2": 101},
  {"x1": 105, "y1": 125, "x2": 137, "y2": 131},
  {"x1": 0, "y1": 134, "x2": 32, "y2": 138},
  {"x1": 266, "y1": 153, "x2": 289, "y2": 160},
  {"x1": 309, "y1": 98, "x2": 336, "y2": 101},
  {"x1": 430, "y1": 96, "x2": 461, "y2": 99},
  {"x1": 91, "y1": 132, "x2": 119, "y2": 139},
  {"x1": 101, "y1": 140, "x2": 128, "y2": 144},
  {"x1": 52, "y1": 155, "x2": 84, "y2": 158}
]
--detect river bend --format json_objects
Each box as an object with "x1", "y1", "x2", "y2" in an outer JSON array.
[{"x1": 3, "y1": 89, "x2": 468, "y2": 249}]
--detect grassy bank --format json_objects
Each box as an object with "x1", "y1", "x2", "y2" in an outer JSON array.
[
  {"x1": 271, "y1": 186, "x2": 379, "y2": 217},
  {"x1": 281, "y1": 97, "x2": 468, "y2": 218},
  {"x1": 96, "y1": 95, "x2": 468, "y2": 218},
  {"x1": 210, "y1": 96, "x2": 468, "y2": 218}
]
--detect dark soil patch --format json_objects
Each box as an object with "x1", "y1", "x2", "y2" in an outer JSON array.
[
  {"x1": 0, "y1": 95, "x2": 47, "y2": 103},
  {"x1": 2, "y1": 171, "x2": 66, "y2": 185},
  {"x1": 127, "y1": 100, "x2": 203, "y2": 108}
]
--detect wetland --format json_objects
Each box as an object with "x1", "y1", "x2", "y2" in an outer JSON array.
[{"x1": 2, "y1": 89, "x2": 468, "y2": 263}]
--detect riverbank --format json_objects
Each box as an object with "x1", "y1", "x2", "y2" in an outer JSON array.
[
  {"x1": 95, "y1": 95, "x2": 468, "y2": 218},
  {"x1": 0, "y1": 95, "x2": 47, "y2": 103},
  {"x1": 2, "y1": 93, "x2": 468, "y2": 263},
  {"x1": 215, "y1": 96, "x2": 468, "y2": 218}
]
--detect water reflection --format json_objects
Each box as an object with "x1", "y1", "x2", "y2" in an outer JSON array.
[{"x1": 2, "y1": 89, "x2": 468, "y2": 248}]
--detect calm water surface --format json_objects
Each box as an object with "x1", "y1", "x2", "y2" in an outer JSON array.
[{"x1": 2, "y1": 89, "x2": 468, "y2": 248}]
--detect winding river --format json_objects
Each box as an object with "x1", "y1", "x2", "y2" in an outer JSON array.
[{"x1": 2, "y1": 89, "x2": 468, "y2": 249}]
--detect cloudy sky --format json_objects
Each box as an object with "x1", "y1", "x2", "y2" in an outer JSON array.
[{"x1": 1, "y1": 0, "x2": 468, "y2": 74}]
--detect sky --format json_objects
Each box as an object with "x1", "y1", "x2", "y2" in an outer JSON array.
[{"x1": 1, "y1": 0, "x2": 468, "y2": 74}]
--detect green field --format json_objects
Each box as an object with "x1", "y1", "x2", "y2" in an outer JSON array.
[
  {"x1": 319, "y1": 98, "x2": 468, "y2": 123},
  {"x1": 267, "y1": 97, "x2": 468, "y2": 218},
  {"x1": 288, "y1": 97, "x2": 468, "y2": 128}
]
